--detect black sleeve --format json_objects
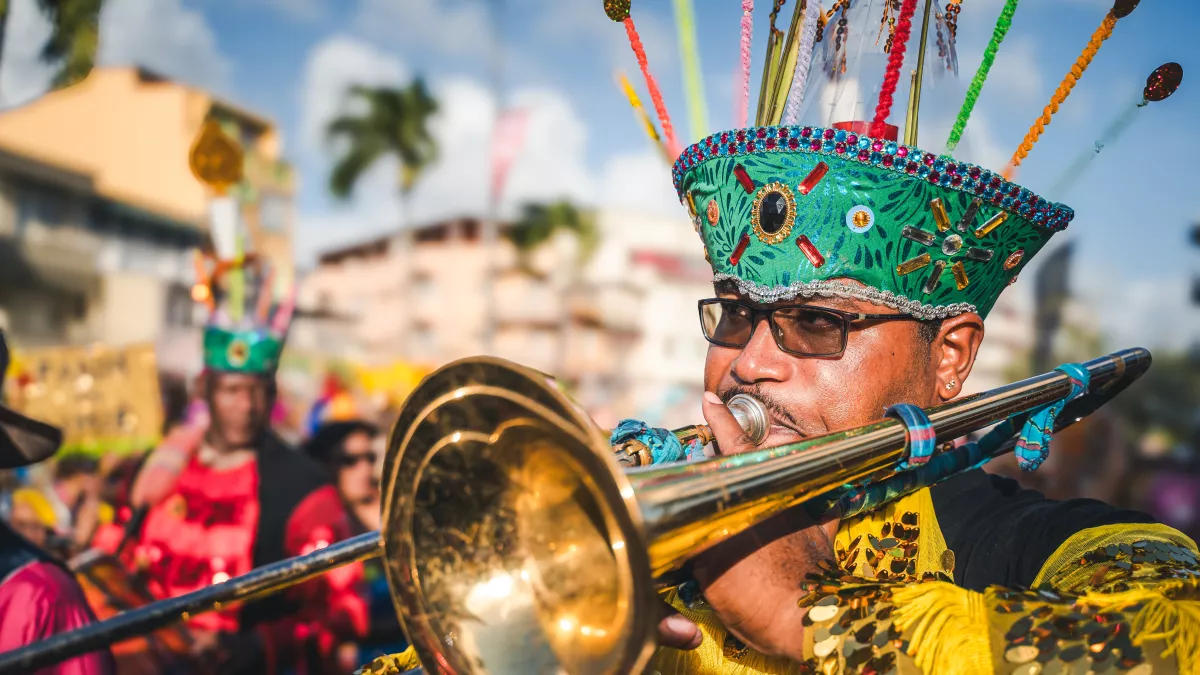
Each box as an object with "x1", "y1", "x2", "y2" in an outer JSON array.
[{"x1": 929, "y1": 469, "x2": 1157, "y2": 591}]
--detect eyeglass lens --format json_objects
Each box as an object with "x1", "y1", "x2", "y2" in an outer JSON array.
[{"x1": 700, "y1": 300, "x2": 846, "y2": 356}]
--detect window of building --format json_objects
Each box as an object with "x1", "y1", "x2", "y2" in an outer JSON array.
[{"x1": 17, "y1": 184, "x2": 68, "y2": 230}]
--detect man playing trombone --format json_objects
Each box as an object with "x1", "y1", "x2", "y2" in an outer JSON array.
[{"x1": 364, "y1": 0, "x2": 1196, "y2": 668}]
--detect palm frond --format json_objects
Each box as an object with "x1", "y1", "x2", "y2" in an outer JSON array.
[
  {"x1": 324, "y1": 79, "x2": 441, "y2": 199},
  {"x1": 329, "y1": 142, "x2": 385, "y2": 200}
]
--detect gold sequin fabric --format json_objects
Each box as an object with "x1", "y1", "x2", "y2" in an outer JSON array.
[
  {"x1": 800, "y1": 564, "x2": 1197, "y2": 674},
  {"x1": 1031, "y1": 522, "x2": 1200, "y2": 593},
  {"x1": 834, "y1": 488, "x2": 953, "y2": 583},
  {"x1": 797, "y1": 568, "x2": 908, "y2": 674},
  {"x1": 352, "y1": 649, "x2": 422, "y2": 675}
]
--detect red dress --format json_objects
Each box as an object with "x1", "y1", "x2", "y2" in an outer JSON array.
[
  {"x1": 130, "y1": 452, "x2": 367, "y2": 673},
  {"x1": 0, "y1": 560, "x2": 114, "y2": 675}
]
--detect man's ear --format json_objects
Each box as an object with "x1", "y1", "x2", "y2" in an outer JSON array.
[{"x1": 933, "y1": 312, "x2": 984, "y2": 401}]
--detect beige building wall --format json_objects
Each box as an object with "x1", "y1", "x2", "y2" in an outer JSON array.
[
  {"x1": 98, "y1": 273, "x2": 167, "y2": 346},
  {"x1": 0, "y1": 67, "x2": 295, "y2": 278},
  {"x1": 299, "y1": 210, "x2": 715, "y2": 425}
]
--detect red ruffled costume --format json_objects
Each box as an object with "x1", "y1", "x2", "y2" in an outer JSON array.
[{"x1": 124, "y1": 432, "x2": 367, "y2": 674}]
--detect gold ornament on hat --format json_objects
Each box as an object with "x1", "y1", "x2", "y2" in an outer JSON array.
[{"x1": 189, "y1": 119, "x2": 244, "y2": 195}]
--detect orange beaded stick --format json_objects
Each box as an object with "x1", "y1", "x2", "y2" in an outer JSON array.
[
  {"x1": 1003, "y1": 0, "x2": 1140, "y2": 179},
  {"x1": 605, "y1": 0, "x2": 682, "y2": 160}
]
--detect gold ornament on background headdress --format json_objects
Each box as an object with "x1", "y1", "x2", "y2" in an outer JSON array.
[{"x1": 188, "y1": 119, "x2": 244, "y2": 194}]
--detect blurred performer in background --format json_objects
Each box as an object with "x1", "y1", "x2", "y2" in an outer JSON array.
[
  {"x1": 119, "y1": 119, "x2": 367, "y2": 673},
  {"x1": 120, "y1": 251, "x2": 368, "y2": 673},
  {"x1": 0, "y1": 330, "x2": 114, "y2": 675},
  {"x1": 306, "y1": 421, "x2": 408, "y2": 667}
]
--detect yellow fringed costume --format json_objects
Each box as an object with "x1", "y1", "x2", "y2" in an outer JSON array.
[
  {"x1": 361, "y1": 487, "x2": 1200, "y2": 674},
  {"x1": 648, "y1": 489, "x2": 1200, "y2": 675}
]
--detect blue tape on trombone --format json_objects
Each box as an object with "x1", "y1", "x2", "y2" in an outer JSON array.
[
  {"x1": 884, "y1": 403, "x2": 937, "y2": 469},
  {"x1": 609, "y1": 419, "x2": 704, "y2": 464},
  {"x1": 1014, "y1": 363, "x2": 1090, "y2": 471}
]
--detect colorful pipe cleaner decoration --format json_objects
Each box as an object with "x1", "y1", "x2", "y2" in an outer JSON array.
[
  {"x1": 672, "y1": 0, "x2": 709, "y2": 140},
  {"x1": 1047, "y1": 62, "x2": 1182, "y2": 199},
  {"x1": 870, "y1": 0, "x2": 920, "y2": 139},
  {"x1": 945, "y1": 0, "x2": 1021, "y2": 151},
  {"x1": 737, "y1": 0, "x2": 754, "y2": 129},
  {"x1": 606, "y1": 1, "x2": 680, "y2": 158},
  {"x1": 625, "y1": 18, "x2": 680, "y2": 159},
  {"x1": 616, "y1": 71, "x2": 668, "y2": 160},
  {"x1": 780, "y1": 0, "x2": 819, "y2": 125},
  {"x1": 1004, "y1": 0, "x2": 1139, "y2": 177}
]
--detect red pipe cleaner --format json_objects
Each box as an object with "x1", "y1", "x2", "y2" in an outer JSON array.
[
  {"x1": 870, "y1": 0, "x2": 919, "y2": 139},
  {"x1": 625, "y1": 17, "x2": 681, "y2": 159}
]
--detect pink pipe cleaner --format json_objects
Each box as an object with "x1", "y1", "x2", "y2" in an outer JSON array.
[
  {"x1": 737, "y1": 0, "x2": 754, "y2": 129},
  {"x1": 870, "y1": 0, "x2": 919, "y2": 138},
  {"x1": 624, "y1": 17, "x2": 681, "y2": 159}
]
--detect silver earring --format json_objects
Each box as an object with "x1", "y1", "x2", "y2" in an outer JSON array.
[{"x1": 945, "y1": 380, "x2": 956, "y2": 390}]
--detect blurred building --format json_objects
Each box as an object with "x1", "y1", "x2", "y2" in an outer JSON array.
[
  {"x1": 299, "y1": 211, "x2": 714, "y2": 426},
  {"x1": 0, "y1": 67, "x2": 295, "y2": 369},
  {"x1": 966, "y1": 290, "x2": 1035, "y2": 396}
]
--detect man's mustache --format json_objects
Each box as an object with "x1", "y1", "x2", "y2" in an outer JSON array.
[{"x1": 716, "y1": 383, "x2": 806, "y2": 435}]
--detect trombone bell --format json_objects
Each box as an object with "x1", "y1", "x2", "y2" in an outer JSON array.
[{"x1": 381, "y1": 358, "x2": 658, "y2": 674}]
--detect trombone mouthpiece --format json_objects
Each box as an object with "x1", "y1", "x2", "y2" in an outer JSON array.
[{"x1": 727, "y1": 393, "x2": 769, "y2": 445}]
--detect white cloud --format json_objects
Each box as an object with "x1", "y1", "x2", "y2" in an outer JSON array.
[
  {"x1": 983, "y1": 37, "x2": 1043, "y2": 104},
  {"x1": 353, "y1": 0, "x2": 492, "y2": 59},
  {"x1": 599, "y1": 150, "x2": 682, "y2": 219},
  {"x1": 98, "y1": 0, "x2": 231, "y2": 92},
  {"x1": 0, "y1": 0, "x2": 58, "y2": 109},
  {"x1": 297, "y1": 35, "x2": 410, "y2": 155}
]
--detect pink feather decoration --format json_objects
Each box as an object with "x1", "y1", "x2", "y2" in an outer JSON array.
[
  {"x1": 737, "y1": 0, "x2": 754, "y2": 129},
  {"x1": 624, "y1": 17, "x2": 681, "y2": 159}
]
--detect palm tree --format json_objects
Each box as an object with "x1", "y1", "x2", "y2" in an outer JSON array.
[
  {"x1": 326, "y1": 80, "x2": 439, "y2": 209},
  {"x1": 39, "y1": 0, "x2": 102, "y2": 89},
  {"x1": 0, "y1": 0, "x2": 101, "y2": 97},
  {"x1": 503, "y1": 201, "x2": 598, "y2": 275}
]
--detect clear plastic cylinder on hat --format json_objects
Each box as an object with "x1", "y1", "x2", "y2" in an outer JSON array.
[{"x1": 790, "y1": 0, "x2": 958, "y2": 147}]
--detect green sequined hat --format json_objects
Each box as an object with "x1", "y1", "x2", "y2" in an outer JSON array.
[
  {"x1": 601, "y1": 0, "x2": 1134, "y2": 320},
  {"x1": 196, "y1": 248, "x2": 293, "y2": 374},
  {"x1": 673, "y1": 127, "x2": 1071, "y2": 319}
]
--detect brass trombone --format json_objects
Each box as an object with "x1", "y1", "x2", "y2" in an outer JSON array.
[{"x1": 0, "y1": 348, "x2": 1150, "y2": 674}]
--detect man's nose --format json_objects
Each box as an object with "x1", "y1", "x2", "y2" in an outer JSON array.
[{"x1": 730, "y1": 318, "x2": 790, "y2": 384}]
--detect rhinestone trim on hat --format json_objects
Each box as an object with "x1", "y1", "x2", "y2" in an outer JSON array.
[
  {"x1": 713, "y1": 274, "x2": 977, "y2": 320},
  {"x1": 673, "y1": 126, "x2": 1074, "y2": 232}
]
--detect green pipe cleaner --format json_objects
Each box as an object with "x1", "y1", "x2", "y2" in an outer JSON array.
[{"x1": 945, "y1": 0, "x2": 1022, "y2": 151}]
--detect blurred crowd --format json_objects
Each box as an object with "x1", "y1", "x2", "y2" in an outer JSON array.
[{"x1": 0, "y1": 369, "x2": 408, "y2": 673}]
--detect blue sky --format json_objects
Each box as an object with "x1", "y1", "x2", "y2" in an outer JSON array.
[{"x1": 3, "y1": 0, "x2": 1198, "y2": 350}]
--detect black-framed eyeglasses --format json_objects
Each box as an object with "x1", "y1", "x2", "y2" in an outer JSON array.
[{"x1": 697, "y1": 298, "x2": 919, "y2": 358}]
